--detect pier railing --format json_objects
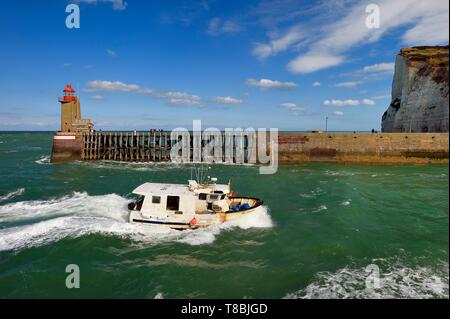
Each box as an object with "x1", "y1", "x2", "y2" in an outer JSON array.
[
  {"x1": 81, "y1": 130, "x2": 256, "y2": 162},
  {"x1": 81, "y1": 131, "x2": 172, "y2": 161}
]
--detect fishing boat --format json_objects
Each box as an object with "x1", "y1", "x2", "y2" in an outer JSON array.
[{"x1": 127, "y1": 172, "x2": 263, "y2": 230}]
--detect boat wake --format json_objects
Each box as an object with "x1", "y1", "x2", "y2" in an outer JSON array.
[
  {"x1": 0, "y1": 192, "x2": 273, "y2": 252},
  {"x1": 284, "y1": 258, "x2": 449, "y2": 299},
  {"x1": 0, "y1": 188, "x2": 25, "y2": 202}
]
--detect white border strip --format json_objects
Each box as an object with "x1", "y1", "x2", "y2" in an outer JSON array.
[{"x1": 54, "y1": 135, "x2": 76, "y2": 140}]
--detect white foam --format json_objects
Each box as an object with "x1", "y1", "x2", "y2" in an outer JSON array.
[
  {"x1": 177, "y1": 206, "x2": 273, "y2": 245},
  {"x1": 0, "y1": 188, "x2": 25, "y2": 202},
  {"x1": 0, "y1": 192, "x2": 126, "y2": 222},
  {"x1": 284, "y1": 260, "x2": 449, "y2": 299},
  {"x1": 340, "y1": 199, "x2": 351, "y2": 206},
  {"x1": 154, "y1": 292, "x2": 164, "y2": 299},
  {"x1": 35, "y1": 155, "x2": 50, "y2": 165},
  {"x1": 300, "y1": 187, "x2": 325, "y2": 198},
  {"x1": 74, "y1": 161, "x2": 256, "y2": 172},
  {"x1": 75, "y1": 161, "x2": 184, "y2": 172},
  {"x1": 312, "y1": 205, "x2": 327, "y2": 213},
  {"x1": 0, "y1": 192, "x2": 273, "y2": 251}
]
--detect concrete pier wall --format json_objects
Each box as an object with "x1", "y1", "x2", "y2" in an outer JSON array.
[
  {"x1": 278, "y1": 132, "x2": 448, "y2": 164},
  {"x1": 50, "y1": 131, "x2": 449, "y2": 164},
  {"x1": 50, "y1": 133, "x2": 83, "y2": 163}
]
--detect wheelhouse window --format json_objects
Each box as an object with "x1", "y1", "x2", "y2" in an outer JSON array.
[
  {"x1": 129, "y1": 195, "x2": 144, "y2": 211},
  {"x1": 209, "y1": 194, "x2": 219, "y2": 200},
  {"x1": 136, "y1": 198, "x2": 144, "y2": 210},
  {"x1": 199, "y1": 193, "x2": 207, "y2": 200},
  {"x1": 220, "y1": 194, "x2": 226, "y2": 200},
  {"x1": 152, "y1": 196, "x2": 161, "y2": 204},
  {"x1": 166, "y1": 196, "x2": 180, "y2": 211}
]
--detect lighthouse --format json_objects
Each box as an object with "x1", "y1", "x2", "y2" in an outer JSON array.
[
  {"x1": 58, "y1": 84, "x2": 93, "y2": 133},
  {"x1": 51, "y1": 84, "x2": 94, "y2": 163}
]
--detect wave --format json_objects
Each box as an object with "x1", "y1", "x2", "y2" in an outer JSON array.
[
  {"x1": 74, "y1": 160, "x2": 186, "y2": 172},
  {"x1": 0, "y1": 192, "x2": 273, "y2": 252},
  {"x1": 311, "y1": 205, "x2": 327, "y2": 213},
  {"x1": 0, "y1": 188, "x2": 25, "y2": 202},
  {"x1": 35, "y1": 155, "x2": 51, "y2": 165},
  {"x1": 340, "y1": 199, "x2": 352, "y2": 206},
  {"x1": 74, "y1": 160, "x2": 256, "y2": 172},
  {"x1": 299, "y1": 187, "x2": 325, "y2": 198},
  {"x1": 284, "y1": 258, "x2": 449, "y2": 299}
]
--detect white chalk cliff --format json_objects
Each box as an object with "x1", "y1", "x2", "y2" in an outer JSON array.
[{"x1": 382, "y1": 46, "x2": 449, "y2": 132}]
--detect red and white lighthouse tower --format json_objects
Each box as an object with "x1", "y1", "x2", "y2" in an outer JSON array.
[
  {"x1": 59, "y1": 84, "x2": 83, "y2": 132},
  {"x1": 51, "y1": 84, "x2": 94, "y2": 163}
]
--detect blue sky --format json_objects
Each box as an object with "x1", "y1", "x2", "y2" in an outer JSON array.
[{"x1": 0, "y1": 0, "x2": 448, "y2": 131}]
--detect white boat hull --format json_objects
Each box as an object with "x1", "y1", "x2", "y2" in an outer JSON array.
[{"x1": 129, "y1": 196, "x2": 263, "y2": 230}]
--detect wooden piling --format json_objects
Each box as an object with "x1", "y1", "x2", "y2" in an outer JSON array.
[{"x1": 79, "y1": 129, "x2": 247, "y2": 164}]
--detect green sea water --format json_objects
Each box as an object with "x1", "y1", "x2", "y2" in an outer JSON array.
[{"x1": 0, "y1": 132, "x2": 448, "y2": 298}]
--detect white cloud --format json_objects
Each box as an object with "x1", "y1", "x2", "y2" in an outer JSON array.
[
  {"x1": 85, "y1": 80, "x2": 202, "y2": 106},
  {"x1": 280, "y1": 102, "x2": 304, "y2": 111},
  {"x1": 168, "y1": 97, "x2": 201, "y2": 106},
  {"x1": 212, "y1": 96, "x2": 243, "y2": 105},
  {"x1": 90, "y1": 95, "x2": 104, "y2": 100},
  {"x1": 402, "y1": 7, "x2": 449, "y2": 45},
  {"x1": 258, "y1": 0, "x2": 449, "y2": 73},
  {"x1": 252, "y1": 26, "x2": 303, "y2": 59},
  {"x1": 86, "y1": 80, "x2": 139, "y2": 92},
  {"x1": 156, "y1": 91, "x2": 201, "y2": 106},
  {"x1": 137, "y1": 88, "x2": 155, "y2": 95},
  {"x1": 208, "y1": 17, "x2": 240, "y2": 36},
  {"x1": 317, "y1": 0, "x2": 449, "y2": 52},
  {"x1": 245, "y1": 78, "x2": 297, "y2": 90},
  {"x1": 362, "y1": 98, "x2": 376, "y2": 105},
  {"x1": 107, "y1": 49, "x2": 117, "y2": 57},
  {"x1": 323, "y1": 99, "x2": 360, "y2": 107},
  {"x1": 363, "y1": 63, "x2": 395, "y2": 73},
  {"x1": 334, "y1": 111, "x2": 344, "y2": 116},
  {"x1": 76, "y1": 0, "x2": 127, "y2": 11},
  {"x1": 63, "y1": 63, "x2": 72, "y2": 68},
  {"x1": 287, "y1": 53, "x2": 344, "y2": 74},
  {"x1": 323, "y1": 98, "x2": 377, "y2": 106},
  {"x1": 334, "y1": 81, "x2": 361, "y2": 88},
  {"x1": 312, "y1": 81, "x2": 321, "y2": 87}
]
